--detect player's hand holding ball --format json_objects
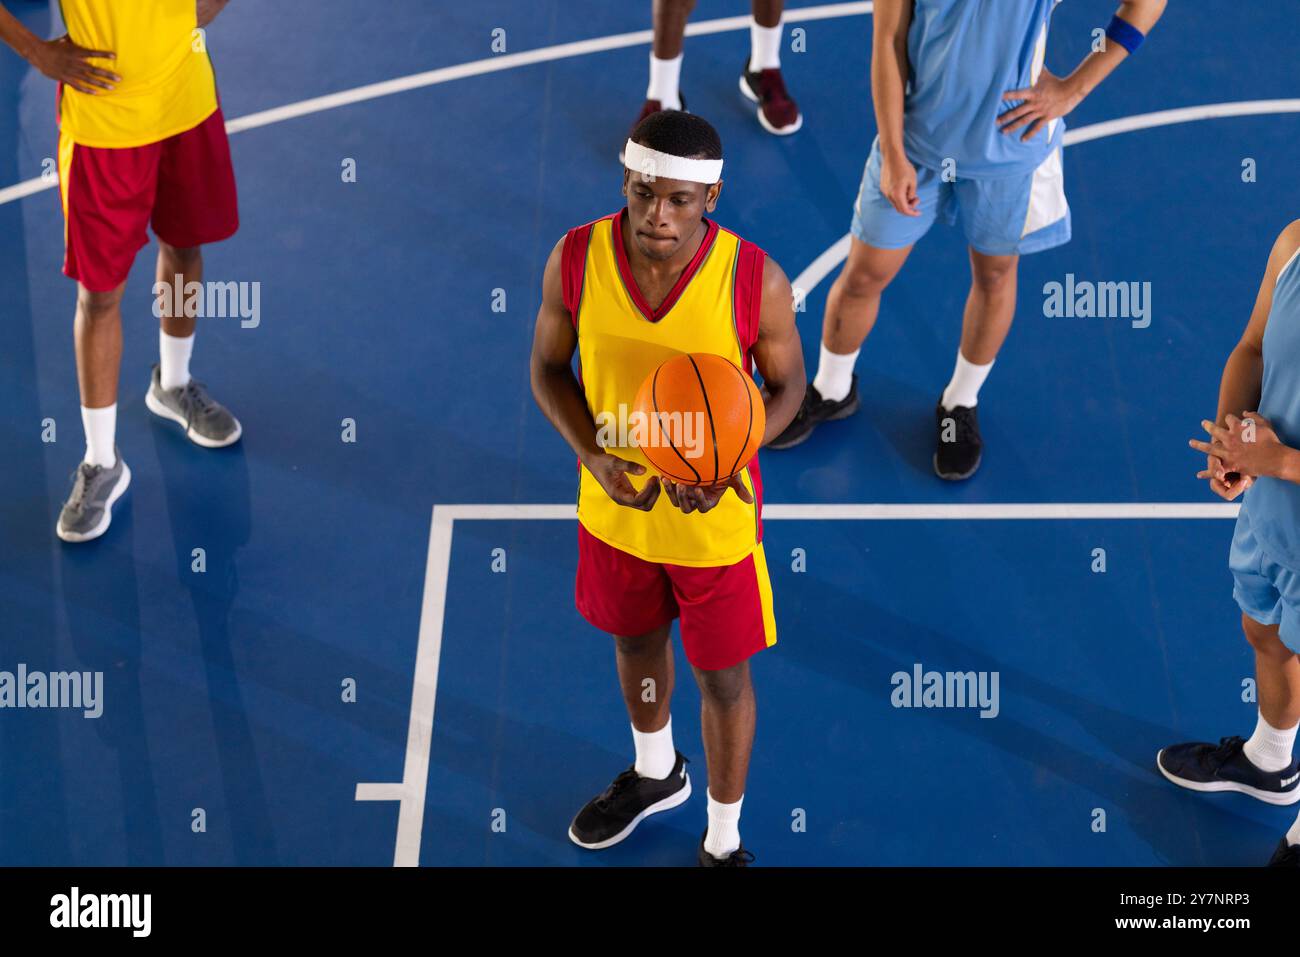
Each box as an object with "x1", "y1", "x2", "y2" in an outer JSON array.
[
  {"x1": 633, "y1": 352, "x2": 764, "y2": 516},
  {"x1": 585, "y1": 451, "x2": 661, "y2": 512}
]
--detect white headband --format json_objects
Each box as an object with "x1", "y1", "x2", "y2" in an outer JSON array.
[{"x1": 623, "y1": 139, "x2": 723, "y2": 184}]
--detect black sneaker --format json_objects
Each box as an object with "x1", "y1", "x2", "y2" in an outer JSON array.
[
  {"x1": 697, "y1": 830, "x2": 755, "y2": 867},
  {"x1": 1157, "y1": 736, "x2": 1300, "y2": 806},
  {"x1": 933, "y1": 401, "x2": 982, "y2": 480},
  {"x1": 1269, "y1": 838, "x2": 1300, "y2": 867},
  {"x1": 568, "y1": 751, "x2": 691, "y2": 849},
  {"x1": 767, "y1": 376, "x2": 859, "y2": 450}
]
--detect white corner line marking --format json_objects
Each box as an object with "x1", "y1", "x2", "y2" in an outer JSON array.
[{"x1": 360, "y1": 499, "x2": 1237, "y2": 865}]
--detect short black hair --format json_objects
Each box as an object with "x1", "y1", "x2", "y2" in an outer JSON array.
[{"x1": 630, "y1": 110, "x2": 723, "y2": 161}]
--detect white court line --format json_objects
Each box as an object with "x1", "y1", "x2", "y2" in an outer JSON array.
[
  {"x1": 357, "y1": 499, "x2": 1238, "y2": 865},
  {"x1": 0, "y1": 2, "x2": 873, "y2": 207},
  {"x1": 791, "y1": 99, "x2": 1300, "y2": 296}
]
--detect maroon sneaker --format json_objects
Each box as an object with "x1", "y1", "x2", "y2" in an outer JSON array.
[
  {"x1": 739, "y1": 58, "x2": 802, "y2": 135},
  {"x1": 618, "y1": 93, "x2": 688, "y2": 163}
]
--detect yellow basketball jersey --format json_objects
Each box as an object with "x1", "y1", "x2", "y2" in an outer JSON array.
[
  {"x1": 562, "y1": 209, "x2": 767, "y2": 567},
  {"x1": 57, "y1": 0, "x2": 218, "y2": 148}
]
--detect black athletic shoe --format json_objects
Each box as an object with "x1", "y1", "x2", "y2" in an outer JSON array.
[
  {"x1": 568, "y1": 751, "x2": 691, "y2": 849},
  {"x1": 933, "y1": 401, "x2": 982, "y2": 480},
  {"x1": 697, "y1": 830, "x2": 755, "y2": 867},
  {"x1": 1269, "y1": 837, "x2": 1300, "y2": 867},
  {"x1": 767, "y1": 376, "x2": 859, "y2": 450},
  {"x1": 1157, "y1": 736, "x2": 1300, "y2": 806}
]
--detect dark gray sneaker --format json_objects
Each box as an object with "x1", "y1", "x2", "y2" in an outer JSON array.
[
  {"x1": 767, "y1": 376, "x2": 860, "y2": 450},
  {"x1": 146, "y1": 363, "x2": 242, "y2": 448},
  {"x1": 56, "y1": 449, "x2": 131, "y2": 543}
]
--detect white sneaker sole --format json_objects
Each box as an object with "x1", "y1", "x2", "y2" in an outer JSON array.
[
  {"x1": 1156, "y1": 749, "x2": 1300, "y2": 806},
  {"x1": 56, "y1": 462, "x2": 131, "y2": 543},
  {"x1": 738, "y1": 74, "x2": 803, "y2": 135},
  {"x1": 146, "y1": 387, "x2": 243, "y2": 448},
  {"x1": 568, "y1": 773, "x2": 692, "y2": 850}
]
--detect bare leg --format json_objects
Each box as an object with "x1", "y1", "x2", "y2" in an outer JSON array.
[
  {"x1": 1243, "y1": 613, "x2": 1300, "y2": 730},
  {"x1": 821, "y1": 236, "x2": 912, "y2": 354},
  {"x1": 751, "y1": 0, "x2": 782, "y2": 28},
  {"x1": 156, "y1": 240, "x2": 203, "y2": 338},
  {"x1": 652, "y1": 0, "x2": 695, "y2": 59},
  {"x1": 958, "y1": 247, "x2": 1019, "y2": 365},
  {"x1": 614, "y1": 623, "x2": 674, "y2": 733},
  {"x1": 75, "y1": 282, "x2": 126, "y2": 408},
  {"x1": 693, "y1": 658, "x2": 755, "y2": 804}
]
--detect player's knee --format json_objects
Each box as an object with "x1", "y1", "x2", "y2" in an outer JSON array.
[
  {"x1": 695, "y1": 662, "x2": 750, "y2": 708},
  {"x1": 614, "y1": 626, "x2": 669, "y2": 657},
  {"x1": 159, "y1": 240, "x2": 203, "y2": 269},
  {"x1": 76, "y1": 286, "x2": 124, "y2": 323},
  {"x1": 839, "y1": 259, "x2": 894, "y2": 298},
  {"x1": 1241, "y1": 613, "x2": 1292, "y2": 659},
  {"x1": 970, "y1": 257, "x2": 1017, "y2": 292}
]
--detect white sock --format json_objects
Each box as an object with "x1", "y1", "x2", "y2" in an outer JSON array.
[
  {"x1": 1243, "y1": 712, "x2": 1297, "y2": 773},
  {"x1": 812, "y1": 343, "x2": 859, "y2": 403},
  {"x1": 159, "y1": 330, "x2": 194, "y2": 391},
  {"x1": 940, "y1": 351, "x2": 994, "y2": 411},
  {"x1": 704, "y1": 790, "x2": 743, "y2": 859},
  {"x1": 632, "y1": 716, "x2": 676, "y2": 779},
  {"x1": 1287, "y1": 811, "x2": 1300, "y2": 848},
  {"x1": 749, "y1": 18, "x2": 782, "y2": 70},
  {"x1": 646, "y1": 53, "x2": 683, "y2": 110},
  {"x1": 81, "y1": 403, "x2": 117, "y2": 468}
]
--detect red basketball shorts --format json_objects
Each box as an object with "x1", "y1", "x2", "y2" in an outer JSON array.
[
  {"x1": 575, "y1": 522, "x2": 778, "y2": 671},
  {"x1": 58, "y1": 107, "x2": 239, "y2": 293}
]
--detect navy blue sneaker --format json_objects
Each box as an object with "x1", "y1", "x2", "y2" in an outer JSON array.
[
  {"x1": 1268, "y1": 838, "x2": 1300, "y2": 867},
  {"x1": 1157, "y1": 735, "x2": 1300, "y2": 806}
]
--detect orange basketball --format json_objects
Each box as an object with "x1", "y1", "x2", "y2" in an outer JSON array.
[{"x1": 632, "y1": 353, "x2": 765, "y2": 487}]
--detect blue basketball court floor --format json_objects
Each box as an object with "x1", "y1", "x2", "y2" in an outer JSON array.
[{"x1": 3, "y1": 1, "x2": 1299, "y2": 866}]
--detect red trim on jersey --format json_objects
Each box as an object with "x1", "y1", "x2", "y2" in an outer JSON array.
[
  {"x1": 613, "y1": 207, "x2": 720, "y2": 323},
  {"x1": 561, "y1": 219, "x2": 598, "y2": 327},
  {"x1": 729, "y1": 234, "x2": 766, "y2": 373},
  {"x1": 721, "y1": 228, "x2": 767, "y2": 544}
]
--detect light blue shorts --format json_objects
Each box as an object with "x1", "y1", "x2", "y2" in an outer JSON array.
[
  {"x1": 850, "y1": 135, "x2": 1072, "y2": 257},
  {"x1": 1230, "y1": 503, "x2": 1300, "y2": 653}
]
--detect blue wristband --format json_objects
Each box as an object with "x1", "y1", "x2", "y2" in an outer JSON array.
[{"x1": 1105, "y1": 15, "x2": 1144, "y2": 54}]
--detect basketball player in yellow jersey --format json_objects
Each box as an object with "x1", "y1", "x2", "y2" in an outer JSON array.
[
  {"x1": 0, "y1": 0, "x2": 240, "y2": 543},
  {"x1": 530, "y1": 111, "x2": 805, "y2": 865}
]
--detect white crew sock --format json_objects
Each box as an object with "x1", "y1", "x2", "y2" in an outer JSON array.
[
  {"x1": 81, "y1": 403, "x2": 117, "y2": 468},
  {"x1": 159, "y1": 330, "x2": 194, "y2": 391},
  {"x1": 632, "y1": 716, "x2": 676, "y2": 779},
  {"x1": 1287, "y1": 811, "x2": 1300, "y2": 849},
  {"x1": 704, "y1": 790, "x2": 743, "y2": 859},
  {"x1": 646, "y1": 52, "x2": 683, "y2": 110},
  {"x1": 812, "y1": 342, "x2": 859, "y2": 403},
  {"x1": 940, "y1": 351, "x2": 994, "y2": 411},
  {"x1": 749, "y1": 18, "x2": 782, "y2": 70},
  {"x1": 1242, "y1": 712, "x2": 1297, "y2": 773}
]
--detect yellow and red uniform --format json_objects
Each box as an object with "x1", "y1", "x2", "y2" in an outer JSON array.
[
  {"x1": 563, "y1": 209, "x2": 777, "y2": 668},
  {"x1": 56, "y1": 0, "x2": 237, "y2": 291}
]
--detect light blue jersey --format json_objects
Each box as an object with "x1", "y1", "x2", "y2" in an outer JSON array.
[
  {"x1": 903, "y1": 0, "x2": 1064, "y2": 179},
  {"x1": 1241, "y1": 246, "x2": 1300, "y2": 571}
]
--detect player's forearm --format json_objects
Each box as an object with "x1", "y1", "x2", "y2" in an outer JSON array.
[
  {"x1": 1063, "y1": 1, "x2": 1165, "y2": 100},
  {"x1": 870, "y1": 14, "x2": 909, "y2": 159},
  {"x1": 1217, "y1": 342, "x2": 1263, "y2": 427},
  {"x1": 530, "y1": 363, "x2": 605, "y2": 465},
  {"x1": 0, "y1": 4, "x2": 42, "y2": 62},
  {"x1": 759, "y1": 378, "x2": 803, "y2": 446}
]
